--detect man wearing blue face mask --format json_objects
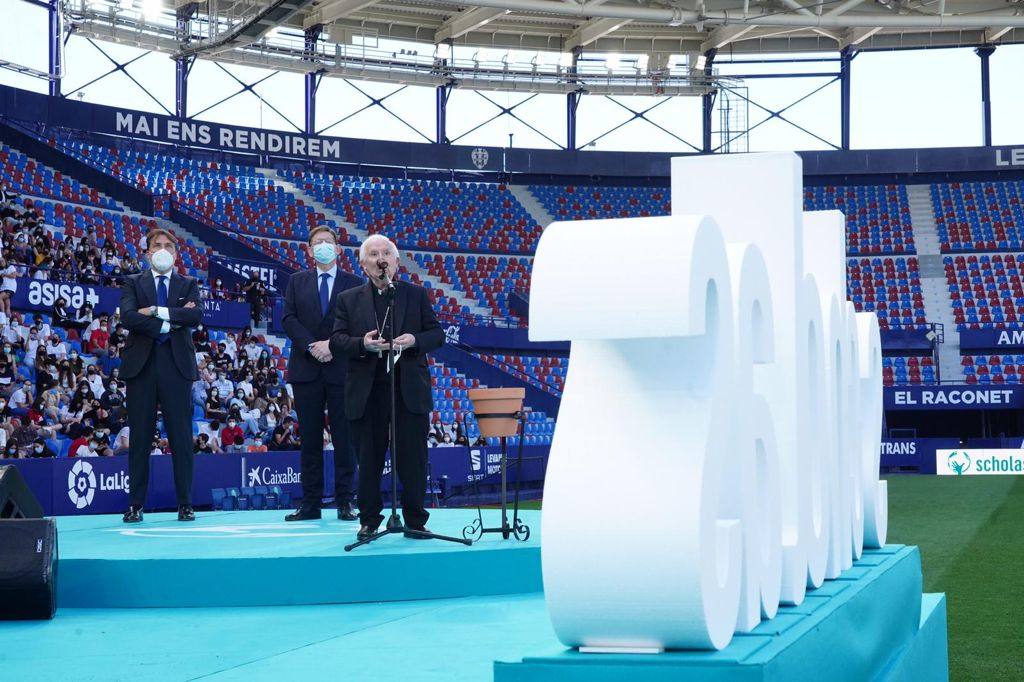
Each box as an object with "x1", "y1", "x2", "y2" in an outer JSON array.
[
  {"x1": 281, "y1": 225, "x2": 361, "y2": 522},
  {"x1": 119, "y1": 229, "x2": 202, "y2": 523}
]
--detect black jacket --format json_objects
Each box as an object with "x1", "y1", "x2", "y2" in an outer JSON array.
[
  {"x1": 282, "y1": 267, "x2": 361, "y2": 385},
  {"x1": 118, "y1": 271, "x2": 202, "y2": 381},
  {"x1": 330, "y1": 280, "x2": 444, "y2": 420}
]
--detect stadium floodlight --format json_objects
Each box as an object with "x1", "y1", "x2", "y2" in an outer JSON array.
[{"x1": 694, "y1": 54, "x2": 707, "y2": 70}]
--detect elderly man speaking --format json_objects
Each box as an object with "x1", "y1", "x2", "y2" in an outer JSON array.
[{"x1": 329, "y1": 234, "x2": 445, "y2": 542}]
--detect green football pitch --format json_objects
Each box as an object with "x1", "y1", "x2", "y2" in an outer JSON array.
[{"x1": 508, "y1": 475, "x2": 1024, "y2": 680}]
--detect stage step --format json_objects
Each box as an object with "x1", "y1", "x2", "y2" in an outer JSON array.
[{"x1": 57, "y1": 508, "x2": 541, "y2": 608}]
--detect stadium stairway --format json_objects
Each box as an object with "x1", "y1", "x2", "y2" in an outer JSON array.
[
  {"x1": 510, "y1": 185, "x2": 554, "y2": 228},
  {"x1": 909, "y1": 184, "x2": 962, "y2": 381},
  {"x1": 260, "y1": 168, "x2": 492, "y2": 318},
  {"x1": 432, "y1": 344, "x2": 561, "y2": 420}
]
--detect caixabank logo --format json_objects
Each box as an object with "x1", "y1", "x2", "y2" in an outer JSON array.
[{"x1": 248, "y1": 466, "x2": 301, "y2": 486}]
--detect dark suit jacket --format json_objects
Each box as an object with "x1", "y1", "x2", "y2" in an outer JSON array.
[
  {"x1": 282, "y1": 268, "x2": 360, "y2": 385},
  {"x1": 118, "y1": 271, "x2": 202, "y2": 381},
  {"x1": 330, "y1": 280, "x2": 444, "y2": 420}
]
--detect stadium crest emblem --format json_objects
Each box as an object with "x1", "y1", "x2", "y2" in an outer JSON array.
[
  {"x1": 68, "y1": 460, "x2": 97, "y2": 509},
  {"x1": 947, "y1": 450, "x2": 971, "y2": 476},
  {"x1": 471, "y1": 147, "x2": 489, "y2": 169}
]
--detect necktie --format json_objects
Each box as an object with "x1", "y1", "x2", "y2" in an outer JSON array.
[
  {"x1": 320, "y1": 273, "x2": 330, "y2": 316},
  {"x1": 157, "y1": 275, "x2": 169, "y2": 344}
]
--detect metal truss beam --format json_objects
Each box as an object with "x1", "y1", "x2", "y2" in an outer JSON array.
[
  {"x1": 839, "y1": 26, "x2": 882, "y2": 49},
  {"x1": 178, "y1": 0, "x2": 314, "y2": 58},
  {"x1": 565, "y1": 18, "x2": 631, "y2": 51},
  {"x1": 580, "y1": 94, "x2": 700, "y2": 152},
  {"x1": 715, "y1": 75, "x2": 841, "y2": 152},
  {"x1": 304, "y1": 0, "x2": 382, "y2": 29},
  {"x1": 451, "y1": 91, "x2": 563, "y2": 149},
  {"x1": 435, "y1": 7, "x2": 510, "y2": 43},
  {"x1": 64, "y1": 39, "x2": 171, "y2": 116},
  {"x1": 318, "y1": 80, "x2": 433, "y2": 142},
  {"x1": 701, "y1": 25, "x2": 756, "y2": 53},
  {"x1": 985, "y1": 27, "x2": 1014, "y2": 43},
  {"x1": 192, "y1": 63, "x2": 302, "y2": 132}
]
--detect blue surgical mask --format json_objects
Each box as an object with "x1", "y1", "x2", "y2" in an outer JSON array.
[{"x1": 312, "y1": 242, "x2": 336, "y2": 265}]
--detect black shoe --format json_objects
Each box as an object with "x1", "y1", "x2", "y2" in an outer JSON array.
[
  {"x1": 177, "y1": 505, "x2": 195, "y2": 522},
  {"x1": 337, "y1": 502, "x2": 358, "y2": 521},
  {"x1": 285, "y1": 506, "x2": 321, "y2": 522},
  {"x1": 122, "y1": 506, "x2": 143, "y2": 523},
  {"x1": 356, "y1": 524, "x2": 380, "y2": 541},
  {"x1": 404, "y1": 525, "x2": 431, "y2": 540}
]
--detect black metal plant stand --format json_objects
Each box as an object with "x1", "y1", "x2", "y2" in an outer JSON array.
[
  {"x1": 463, "y1": 411, "x2": 531, "y2": 542},
  {"x1": 345, "y1": 280, "x2": 472, "y2": 551}
]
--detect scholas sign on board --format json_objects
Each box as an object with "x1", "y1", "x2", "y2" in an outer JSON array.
[
  {"x1": 115, "y1": 112, "x2": 343, "y2": 161},
  {"x1": 885, "y1": 385, "x2": 1022, "y2": 410}
]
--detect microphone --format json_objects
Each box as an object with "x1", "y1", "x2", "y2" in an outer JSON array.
[{"x1": 377, "y1": 260, "x2": 395, "y2": 289}]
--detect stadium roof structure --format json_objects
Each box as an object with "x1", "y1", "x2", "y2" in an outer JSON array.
[{"x1": 63, "y1": 0, "x2": 1024, "y2": 96}]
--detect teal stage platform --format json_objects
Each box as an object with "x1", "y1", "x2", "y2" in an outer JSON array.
[
  {"x1": 494, "y1": 545, "x2": 948, "y2": 682},
  {"x1": 55, "y1": 508, "x2": 543, "y2": 607},
  {"x1": 0, "y1": 510, "x2": 947, "y2": 681}
]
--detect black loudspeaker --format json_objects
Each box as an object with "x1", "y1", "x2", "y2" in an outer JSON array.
[
  {"x1": 0, "y1": 465, "x2": 44, "y2": 519},
  {"x1": 0, "y1": 518, "x2": 58, "y2": 620}
]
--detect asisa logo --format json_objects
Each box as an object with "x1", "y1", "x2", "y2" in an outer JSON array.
[
  {"x1": 947, "y1": 451, "x2": 972, "y2": 476},
  {"x1": 68, "y1": 460, "x2": 97, "y2": 509}
]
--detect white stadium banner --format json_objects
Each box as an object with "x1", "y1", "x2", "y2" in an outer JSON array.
[{"x1": 936, "y1": 449, "x2": 1024, "y2": 476}]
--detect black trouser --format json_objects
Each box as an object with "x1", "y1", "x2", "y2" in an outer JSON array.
[
  {"x1": 125, "y1": 342, "x2": 194, "y2": 508},
  {"x1": 351, "y1": 380, "x2": 430, "y2": 529},
  {"x1": 292, "y1": 377, "x2": 357, "y2": 509}
]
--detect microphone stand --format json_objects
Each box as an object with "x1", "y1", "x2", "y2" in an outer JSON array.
[{"x1": 345, "y1": 267, "x2": 472, "y2": 551}]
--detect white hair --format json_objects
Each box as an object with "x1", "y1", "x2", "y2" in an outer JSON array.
[{"x1": 359, "y1": 234, "x2": 399, "y2": 261}]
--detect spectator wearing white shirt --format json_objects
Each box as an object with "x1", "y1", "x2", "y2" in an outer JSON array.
[
  {"x1": 9, "y1": 381, "x2": 33, "y2": 415},
  {"x1": 213, "y1": 373, "x2": 233, "y2": 399},
  {"x1": 85, "y1": 366, "x2": 106, "y2": 398},
  {"x1": 0, "y1": 257, "x2": 18, "y2": 320},
  {"x1": 2, "y1": 319, "x2": 22, "y2": 347},
  {"x1": 198, "y1": 421, "x2": 223, "y2": 452},
  {"x1": 112, "y1": 426, "x2": 131, "y2": 456},
  {"x1": 236, "y1": 374, "x2": 254, "y2": 399},
  {"x1": 45, "y1": 335, "x2": 67, "y2": 361}
]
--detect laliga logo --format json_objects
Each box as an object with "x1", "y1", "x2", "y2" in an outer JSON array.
[
  {"x1": 444, "y1": 325, "x2": 461, "y2": 344},
  {"x1": 530, "y1": 153, "x2": 888, "y2": 651},
  {"x1": 68, "y1": 460, "x2": 97, "y2": 509}
]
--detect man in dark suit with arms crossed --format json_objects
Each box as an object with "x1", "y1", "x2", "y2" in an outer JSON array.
[
  {"x1": 119, "y1": 229, "x2": 202, "y2": 523},
  {"x1": 330, "y1": 234, "x2": 444, "y2": 541},
  {"x1": 282, "y1": 225, "x2": 359, "y2": 521}
]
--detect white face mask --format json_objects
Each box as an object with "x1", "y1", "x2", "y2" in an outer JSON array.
[
  {"x1": 150, "y1": 248, "x2": 175, "y2": 273},
  {"x1": 312, "y1": 242, "x2": 336, "y2": 265}
]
